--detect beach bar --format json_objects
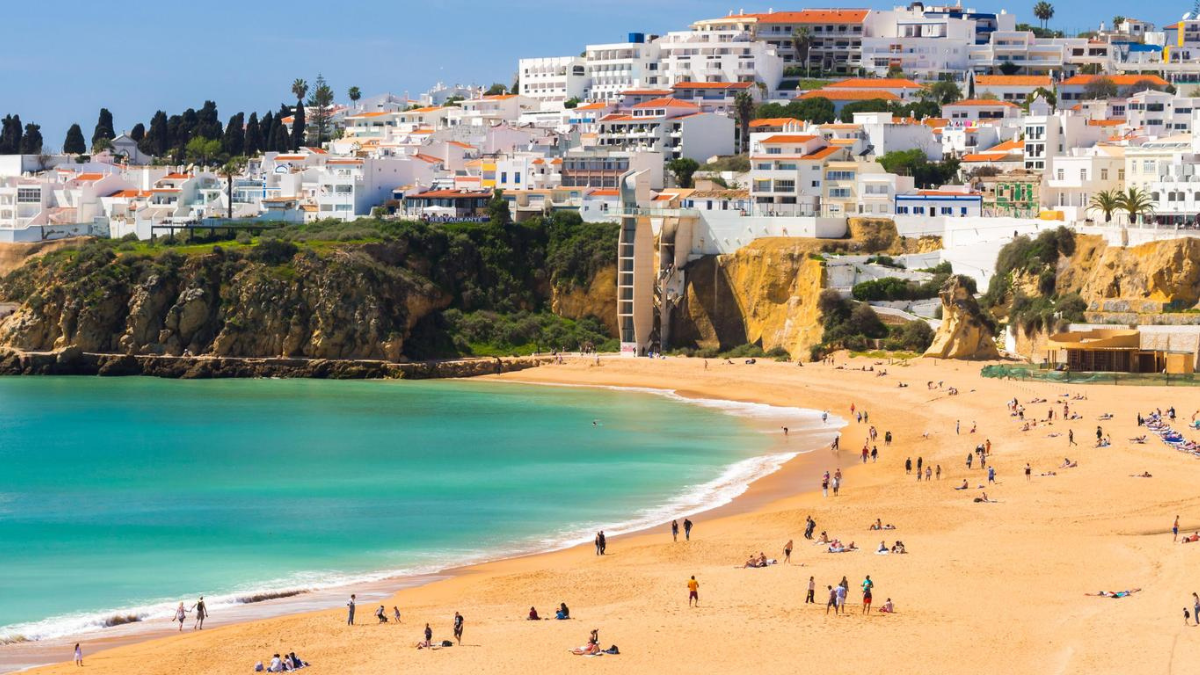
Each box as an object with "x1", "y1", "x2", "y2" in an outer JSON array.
[{"x1": 1046, "y1": 328, "x2": 1195, "y2": 374}]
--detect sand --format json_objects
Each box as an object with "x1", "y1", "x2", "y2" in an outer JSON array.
[{"x1": 17, "y1": 355, "x2": 1200, "y2": 674}]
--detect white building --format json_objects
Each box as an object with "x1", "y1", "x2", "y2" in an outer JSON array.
[
  {"x1": 519, "y1": 56, "x2": 589, "y2": 104},
  {"x1": 969, "y1": 31, "x2": 1065, "y2": 76},
  {"x1": 1042, "y1": 144, "x2": 1125, "y2": 222},
  {"x1": 593, "y1": 98, "x2": 734, "y2": 161},
  {"x1": 653, "y1": 27, "x2": 784, "y2": 94},
  {"x1": 748, "y1": 133, "x2": 847, "y2": 216},
  {"x1": 861, "y1": 5, "x2": 977, "y2": 80},
  {"x1": 584, "y1": 37, "x2": 663, "y2": 101}
]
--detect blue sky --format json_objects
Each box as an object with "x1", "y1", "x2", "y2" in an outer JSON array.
[{"x1": 3, "y1": 0, "x2": 1183, "y2": 149}]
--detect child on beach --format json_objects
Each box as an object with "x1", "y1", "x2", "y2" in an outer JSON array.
[
  {"x1": 74, "y1": 643, "x2": 82, "y2": 667},
  {"x1": 175, "y1": 602, "x2": 187, "y2": 631}
]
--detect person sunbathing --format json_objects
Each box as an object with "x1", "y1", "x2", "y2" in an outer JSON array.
[
  {"x1": 891, "y1": 541, "x2": 907, "y2": 554},
  {"x1": 1099, "y1": 413, "x2": 1113, "y2": 420},
  {"x1": 955, "y1": 479, "x2": 969, "y2": 490},
  {"x1": 878, "y1": 598, "x2": 895, "y2": 614},
  {"x1": 870, "y1": 518, "x2": 883, "y2": 530},
  {"x1": 1130, "y1": 471, "x2": 1152, "y2": 478},
  {"x1": 1087, "y1": 589, "x2": 1141, "y2": 598},
  {"x1": 570, "y1": 630, "x2": 601, "y2": 656},
  {"x1": 816, "y1": 531, "x2": 830, "y2": 544},
  {"x1": 883, "y1": 523, "x2": 896, "y2": 530},
  {"x1": 1040, "y1": 471, "x2": 1058, "y2": 476},
  {"x1": 974, "y1": 492, "x2": 992, "y2": 503},
  {"x1": 876, "y1": 541, "x2": 888, "y2": 554},
  {"x1": 1061, "y1": 458, "x2": 1077, "y2": 468},
  {"x1": 529, "y1": 607, "x2": 540, "y2": 621},
  {"x1": 1130, "y1": 436, "x2": 1147, "y2": 444},
  {"x1": 1181, "y1": 532, "x2": 1200, "y2": 544}
]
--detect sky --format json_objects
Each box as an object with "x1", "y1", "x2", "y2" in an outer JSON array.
[{"x1": 2, "y1": 0, "x2": 1187, "y2": 149}]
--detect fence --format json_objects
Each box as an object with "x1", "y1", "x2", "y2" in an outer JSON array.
[{"x1": 981, "y1": 364, "x2": 1200, "y2": 387}]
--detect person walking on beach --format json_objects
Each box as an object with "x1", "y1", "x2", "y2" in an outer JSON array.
[
  {"x1": 192, "y1": 596, "x2": 208, "y2": 630},
  {"x1": 925, "y1": 466, "x2": 932, "y2": 481},
  {"x1": 966, "y1": 452, "x2": 973, "y2": 469},
  {"x1": 1174, "y1": 516, "x2": 1180, "y2": 542},
  {"x1": 885, "y1": 431, "x2": 892, "y2": 446},
  {"x1": 599, "y1": 531, "x2": 607, "y2": 554},
  {"x1": 73, "y1": 643, "x2": 82, "y2": 667},
  {"x1": 821, "y1": 473, "x2": 829, "y2": 498},
  {"x1": 1025, "y1": 463, "x2": 1032, "y2": 481},
  {"x1": 905, "y1": 458, "x2": 912, "y2": 475},
  {"x1": 805, "y1": 515, "x2": 816, "y2": 539},
  {"x1": 956, "y1": 420, "x2": 960, "y2": 435},
  {"x1": 917, "y1": 456, "x2": 923, "y2": 475},
  {"x1": 422, "y1": 623, "x2": 433, "y2": 648},
  {"x1": 835, "y1": 583, "x2": 847, "y2": 615},
  {"x1": 346, "y1": 594, "x2": 355, "y2": 626},
  {"x1": 688, "y1": 576, "x2": 700, "y2": 607},
  {"x1": 453, "y1": 612, "x2": 464, "y2": 645},
  {"x1": 784, "y1": 539, "x2": 793, "y2": 563},
  {"x1": 1069, "y1": 429, "x2": 1076, "y2": 446},
  {"x1": 936, "y1": 464, "x2": 941, "y2": 480},
  {"x1": 832, "y1": 475, "x2": 840, "y2": 496},
  {"x1": 1193, "y1": 592, "x2": 1200, "y2": 626},
  {"x1": 174, "y1": 602, "x2": 187, "y2": 632},
  {"x1": 871, "y1": 446, "x2": 878, "y2": 462},
  {"x1": 825, "y1": 585, "x2": 837, "y2": 615},
  {"x1": 861, "y1": 446, "x2": 868, "y2": 464},
  {"x1": 988, "y1": 466, "x2": 996, "y2": 484},
  {"x1": 806, "y1": 576, "x2": 816, "y2": 604},
  {"x1": 862, "y1": 585, "x2": 873, "y2": 614},
  {"x1": 671, "y1": 519, "x2": 679, "y2": 542},
  {"x1": 684, "y1": 518, "x2": 693, "y2": 541}
]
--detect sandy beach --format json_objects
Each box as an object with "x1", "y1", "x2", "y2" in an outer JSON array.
[{"x1": 16, "y1": 355, "x2": 1200, "y2": 674}]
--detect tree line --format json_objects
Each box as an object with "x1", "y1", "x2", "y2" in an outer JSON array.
[{"x1": 1, "y1": 74, "x2": 360, "y2": 164}]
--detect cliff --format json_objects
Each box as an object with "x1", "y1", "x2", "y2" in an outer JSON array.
[
  {"x1": 1056, "y1": 235, "x2": 1200, "y2": 311},
  {"x1": 673, "y1": 239, "x2": 826, "y2": 358},
  {"x1": 551, "y1": 267, "x2": 619, "y2": 335},
  {"x1": 924, "y1": 275, "x2": 1000, "y2": 359}
]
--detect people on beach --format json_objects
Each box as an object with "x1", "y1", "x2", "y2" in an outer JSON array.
[
  {"x1": 905, "y1": 457, "x2": 912, "y2": 475},
  {"x1": 419, "y1": 623, "x2": 432, "y2": 648},
  {"x1": 806, "y1": 576, "x2": 816, "y2": 604},
  {"x1": 393, "y1": 606, "x2": 402, "y2": 623},
  {"x1": 346, "y1": 594, "x2": 355, "y2": 626},
  {"x1": 557, "y1": 603, "x2": 571, "y2": 620},
  {"x1": 376, "y1": 605, "x2": 388, "y2": 623},
  {"x1": 671, "y1": 519, "x2": 679, "y2": 542},
  {"x1": 528, "y1": 607, "x2": 540, "y2": 621},
  {"x1": 825, "y1": 585, "x2": 838, "y2": 615},
  {"x1": 684, "y1": 518, "x2": 693, "y2": 541},
  {"x1": 861, "y1": 576, "x2": 874, "y2": 614},
  {"x1": 175, "y1": 602, "x2": 187, "y2": 631},
  {"x1": 1174, "y1": 516, "x2": 1180, "y2": 542},
  {"x1": 570, "y1": 629, "x2": 601, "y2": 656},
  {"x1": 453, "y1": 612, "x2": 464, "y2": 644},
  {"x1": 805, "y1": 515, "x2": 816, "y2": 539},
  {"x1": 879, "y1": 598, "x2": 895, "y2": 614},
  {"x1": 784, "y1": 539, "x2": 793, "y2": 563},
  {"x1": 74, "y1": 643, "x2": 82, "y2": 667},
  {"x1": 192, "y1": 596, "x2": 208, "y2": 630},
  {"x1": 688, "y1": 576, "x2": 700, "y2": 607}
]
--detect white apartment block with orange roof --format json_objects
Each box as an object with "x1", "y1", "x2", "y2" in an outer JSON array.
[
  {"x1": 593, "y1": 98, "x2": 734, "y2": 161},
  {"x1": 652, "y1": 27, "x2": 784, "y2": 94},
  {"x1": 748, "y1": 132, "x2": 848, "y2": 216},
  {"x1": 1042, "y1": 145, "x2": 1125, "y2": 222},
  {"x1": 693, "y1": 9, "x2": 870, "y2": 77},
  {"x1": 583, "y1": 37, "x2": 663, "y2": 101},
  {"x1": 518, "y1": 56, "x2": 589, "y2": 104},
  {"x1": 1021, "y1": 108, "x2": 1106, "y2": 173},
  {"x1": 970, "y1": 74, "x2": 1054, "y2": 103},
  {"x1": 1123, "y1": 90, "x2": 1199, "y2": 137},
  {"x1": 448, "y1": 95, "x2": 539, "y2": 127}
]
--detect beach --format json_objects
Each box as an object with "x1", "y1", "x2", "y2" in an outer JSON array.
[{"x1": 16, "y1": 355, "x2": 1200, "y2": 674}]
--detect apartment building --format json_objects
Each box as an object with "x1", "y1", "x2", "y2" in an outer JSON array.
[
  {"x1": 669, "y1": 82, "x2": 758, "y2": 114},
  {"x1": 1022, "y1": 110, "x2": 1105, "y2": 172},
  {"x1": 895, "y1": 186, "x2": 983, "y2": 217},
  {"x1": 584, "y1": 36, "x2": 663, "y2": 101},
  {"x1": 692, "y1": 9, "x2": 870, "y2": 76},
  {"x1": 942, "y1": 99, "x2": 1021, "y2": 123},
  {"x1": 594, "y1": 98, "x2": 734, "y2": 161},
  {"x1": 748, "y1": 133, "x2": 848, "y2": 216},
  {"x1": 559, "y1": 149, "x2": 664, "y2": 189},
  {"x1": 1057, "y1": 74, "x2": 1170, "y2": 104},
  {"x1": 1124, "y1": 90, "x2": 1198, "y2": 136},
  {"x1": 519, "y1": 56, "x2": 589, "y2": 104},
  {"x1": 1125, "y1": 134, "x2": 1198, "y2": 224},
  {"x1": 1042, "y1": 145, "x2": 1125, "y2": 221},
  {"x1": 654, "y1": 27, "x2": 784, "y2": 93},
  {"x1": 972, "y1": 74, "x2": 1053, "y2": 103},
  {"x1": 860, "y1": 5, "x2": 977, "y2": 80},
  {"x1": 969, "y1": 31, "x2": 1066, "y2": 76}
]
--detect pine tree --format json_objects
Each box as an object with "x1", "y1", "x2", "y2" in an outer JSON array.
[
  {"x1": 290, "y1": 103, "x2": 306, "y2": 151},
  {"x1": 19, "y1": 124, "x2": 42, "y2": 154},
  {"x1": 197, "y1": 101, "x2": 222, "y2": 139},
  {"x1": 306, "y1": 74, "x2": 335, "y2": 145},
  {"x1": 130, "y1": 123, "x2": 145, "y2": 142},
  {"x1": 0, "y1": 115, "x2": 19, "y2": 154},
  {"x1": 91, "y1": 108, "x2": 115, "y2": 149},
  {"x1": 244, "y1": 112, "x2": 262, "y2": 156},
  {"x1": 223, "y1": 112, "x2": 245, "y2": 156},
  {"x1": 145, "y1": 112, "x2": 168, "y2": 157},
  {"x1": 63, "y1": 124, "x2": 86, "y2": 154}
]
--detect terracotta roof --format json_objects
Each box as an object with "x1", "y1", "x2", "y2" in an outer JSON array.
[
  {"x1": 621, "y1": 89, "x2": 674, "y2": 96},
  {"x1": 589, "y1": 189, "x2": 620, "y2": 197},
  {"x1": 671, "y1": 81, "x2": 753, "y2": 90},
  {"x1": 988, "y1": 139, "x2": 1025, "y2": 152},
  {"x1": 408, "y1": 189, "x2": 492, "y2": 199},
  {"x1": 798, "y1": 90, "x2": 900, "y2": 102},
  {"x1": 828, "y1": 78, "x2": 922, "y2": 89},
  {"x1": 480, "y1": 94, "x2": 518, "y2": 100},
  {"x1": 802, "y1": 146, "x2": 842, "y2": 160},
  {"x1": 447, "y1": 141, "x2": 475, "y2": 149},
  {"x1": 274, "y1": 155, "x2": 306, "y2": 161},
  {"x1": 749, "y1": 117, "x2": 800, "y2": 127},
  {"x1": 1087, "y1": 119, "x2": 1126, "y2": 126},
  {"x1": 748, "y1": 9, "x2": 869, "y2": 24},
  {"x1": 962, "y1": 153, "x2": 1018, "y2": 162},
  {"x1": 574, "y1": 102, "x2": 611, "y2": 111},
  {"x1": 304, "y1": 147, "x2": 328, "y2": 154},
  {"x1": 281, "y1": 116, "x2": 295, "y2": 124},
  {"x1": 163, "y1": 173, "x2": 190, "y2": 180},
  {"x1": 600, "y1": 114, "x2": 636, "y2": 122},
  {"x1": 1060, "y1": 74, "x2": 1169, "y2": 87},
  {"x1": 819, "y1": 123, "x2": 862, "y2": 130},
  {"x1": 946, "y1": 99, "x2": 1019, "y2": 108},
  {"x1": 760, "y1": 134, "x2": 820, "y2": 144},
  {"x1": 404, "y1": 106, "x2": 444, "y2": 114},
  {"x1": 73, "y1": 172, "x2": 106, "y2": 182},
  {"x1": 631, "y1": 98, "x2": 700, "y2": 109},
  {"x1": 412, "y1": 154, "x2": 443, "y2": 164},
  {"x1": 107, "y1": 189, "x2": 148, "y2": 198},
  {"x1": 351, "y1": 111, "x2": 391, "y2": 118},
  {"x1": 974, "y1": 75, "x2": 1052, "y2": 87}
]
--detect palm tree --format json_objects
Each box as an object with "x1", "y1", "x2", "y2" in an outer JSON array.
[
  {"x1": 291, "y1": 78, "x2": 309, "y2": 103},
  {"x1": 791, "y1": 27, "x2": 812, "y2": 78},
  {"x1": 733, "y1": 91, "x2": 756, "y2": 154},
  {"x1": 348, "y1": 86, "x2": 362, "y2": 109},
  {"x1": 1033, "y1": 2, "x2": 1055, "y2": 31},
  {"x1": 218, "y1": 156, "x2": 248, "y2": 220},
  {"x1": 1088, "y1": 189, "x2": 1120, "y2": 223},
  {"x1": 1115, "y1": 187, "x2": 1155, "y2": 224}
]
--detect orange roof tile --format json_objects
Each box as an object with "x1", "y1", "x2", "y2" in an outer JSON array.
[
  {"x1": 802, "y1": 146, "x2": 842, "y2": 160},
  {"x1": 1087, "y1": 119, "x2": 1126, "y2": 126},
  {"x1": 748, "y1": 9, "x2": 869, "y2": 24},
  {"x1": 946, "y1": 99, "x2": 1020, "y2": 108},
  {"x1": 989, "y1": 139, "x2": 1025, "y2": 152},
  {"x1": 574, "y1": 102, "x2": 611, "y2": 111},
  {"x1": 589, "y1": 189, "x2": 620, "y2": 197},
  {"x1": 107, "y1": 189, "x2": 148, "y2": 198},
  {"x1": 671, "y1": 81, "x2": 753, "y2": 90},
  {"x1": 1060, "y1": 74, "x2": 1169, "y2": 87},
  {"x1": 404, "y1": 106, "x2": 444, "y2": 114},
  {"x1": 798, "y1": 90, "x2": 900, "y2": 102},
  {"x1": 750, "y1": 117, "x2": 800, "y2": 127},
  {"x1": 819, "y1": 123, "x2": 862, "y2": 130},
  {"x1": 974, "y1": 75, "x2": 1052, "y2": 87},
  {"x1": 413, "y1": 154, "x2": 443, "y2": 164},
  {"x1": 760, "y1": 134, "x2": 820, "y2": 144},
  {"x1": 632, "y1": 98, "x2": 700, "y2": 109},
  {"x1": 274, "y1": 155, "x2": 306, "y2": 161},
  {"x1": 447, "y1": 141, "x2": 475, "y2": 149},
  {"x1": 74, "y1": 172, "x2": 105, "y2": 182},
  {"x1": 828, "y1": 78, "x2": 922, "y2": 89},
  {"x1": 163, "y1": 173, "x2": 190, "y2": 180},
  {"x1": 351, "y1": 111, "x2": 391, "y2": 118}
]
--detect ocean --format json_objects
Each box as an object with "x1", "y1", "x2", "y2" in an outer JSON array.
[{"x1": 0, "y1": 376, "x2": 836, "y2": 647}]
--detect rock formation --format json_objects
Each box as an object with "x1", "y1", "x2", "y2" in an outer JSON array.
[{"x1": 924, "y1": 275, "x2": 1000, "y2": 359}]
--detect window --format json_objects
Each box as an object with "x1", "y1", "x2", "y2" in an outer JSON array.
[
  {"x1": 16, "y1": 188, "x2": 39, "y2": 203},
  {"x1": 1080, "y1": 169, "x2": 1087, "y2": 181},
  {"x1": 515, "y1": 173, "x2": 521, "y2": 184},
  {"x1": 778, "y1": 163, "x2": 797, "y2": 170},
  {"x1": 756, "y1": 162, "x2": 772, "y2": 170},
  {"x1": 960, "y1": 207, "x2": 968, "y2": 216},
  {"x1": 774, "y1": 179, "x2": 795, "y2": 192},
  {"x1": 1056, "y1": 169, "x2": 1064, "y2": 180},
  {"x1": 766, "y1": 147, "x2": 782, "y2": 155},
  {"x1": 1101, "y1": 168, "x2": 1109, "y2": 181},
  {"x1": 941, "y1": 207, "x2": 953, "y2": 215},
  {"x1": 500, "y1": 172, "x2": 508, "y2": 183}
]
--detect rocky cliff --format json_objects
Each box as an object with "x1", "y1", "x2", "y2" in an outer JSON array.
[
  {"x1": 924, "y1": 275, "x2": 1000, "y2": 359},
  {"x1": 673, "y1": 239, "x2": 826, "y2": 357},
  {"x1": 1057, "y1": 235, "x2": 1200, "y2": 310},
  {"x1": 0, "y1": 244, "x2": 449, "y2": 361},
  {"x1": 550, "y1": 267, "x2": 619, "y2": 335}
]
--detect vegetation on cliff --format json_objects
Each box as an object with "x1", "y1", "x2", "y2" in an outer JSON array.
[
  {"x1": 813, "y1": 290, "x2": 933, "y2": 358},
  {"x1": 0, "y1": 212, "x2": 620, "y2": 360},
  {"x1": 981, "y1": 227, "x2": 1085, "y2": 335}
]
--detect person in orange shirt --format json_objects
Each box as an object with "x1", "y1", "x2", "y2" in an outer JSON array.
[{"x1": 687, "y1": 576, "x2": 700, "y2": 607}]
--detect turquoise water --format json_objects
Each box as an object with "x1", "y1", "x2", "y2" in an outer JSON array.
[{"x1": 0, "y1": 377, "x2": 813, "y2": 642}]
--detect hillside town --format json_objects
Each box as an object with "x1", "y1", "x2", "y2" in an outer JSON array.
[{"x1": 2, "y1": 3, "x2": 1200, "y2": 365}]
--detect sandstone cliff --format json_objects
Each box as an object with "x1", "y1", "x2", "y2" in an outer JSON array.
[
  {"x1": 0, "y1": 244, "x2": 450, "y2": 361},
  {"x1": 925, "y1": 275, "x2": 1000, "y2": 359},
  {"x1": 551, "y1": 267, "x2": 618, "y2": 335},
  {"x1": 1056, "y1": 235, "x2": 1200, "y2": 310},
  {"x1": 673, "y1": 239, "x2": 825, "y2": 357}
]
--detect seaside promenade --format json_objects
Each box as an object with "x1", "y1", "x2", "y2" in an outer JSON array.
[{"x1": 23, "y1": 355, "x2": 1200, "y2": 674}]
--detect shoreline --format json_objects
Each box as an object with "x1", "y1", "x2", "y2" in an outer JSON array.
[
  {"x1": 0, "y1": 366, "x2": 840, "y2": 673},
  {"x1": 15, "y1": 355, "x2": 1200, "y2": 675}
]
